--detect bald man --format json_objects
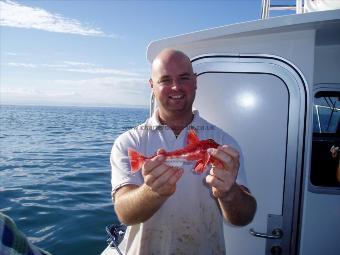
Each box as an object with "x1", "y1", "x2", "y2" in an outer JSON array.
[{"x1": 110, "y1": 49, "x2": 256, "y2": 254}]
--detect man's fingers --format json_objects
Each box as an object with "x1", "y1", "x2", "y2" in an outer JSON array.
[
  {"x1": 167, "y1": 168, "x2": 184, "y2": 185},
  {"x1": 143, "y1": 148, "x2": 167, "y2": 175},
  {"x1": 208, "y1": 146, "x2": 239, "y2": 171},
  {"x1": 144, "y1": 163, "x2": 169, "y2": 185},
  {"x1": 143, "y1": 154, "x2": 165, "y2": 175},
  {"x1": 209, "y1": 145, "x2": 239, "y2": 161},
  {"x1": 157, "y1": 148, "x2": 166, "y2": 155},
  {"x1": 206, "y1": 173, "x2": 224, "y2": 189},
  {"x1": 209, "y1": 167, "x2": 229, "y2": 182},
  {"x1": 220, "y1": 145, "x2": 239, "y2": 159},
  {"x1": 208, "y1": 148, "x2": 231, "y2": 169},
  {"x1": 152, "y1": 167, "x2": 183, "y2": 190}
]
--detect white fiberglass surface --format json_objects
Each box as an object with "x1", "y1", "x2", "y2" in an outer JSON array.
[{"x1": 194, "y1": 72, "x2": 289, "y2": 255}]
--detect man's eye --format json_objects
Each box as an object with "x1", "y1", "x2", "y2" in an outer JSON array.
[
  {"x1": 160, "y1": 79, "x2": 171, "y2": 85},
  {"x1": 180, "y1": 77, "x2": 190, "y2": 80}
]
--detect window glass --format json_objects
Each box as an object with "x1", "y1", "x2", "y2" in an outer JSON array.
[{"x1": 311, "y1": 91, "x2": 340, "y2": 187}]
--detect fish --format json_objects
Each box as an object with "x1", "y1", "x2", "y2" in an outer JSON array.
[{"x1": 128, "y1": 129, "x2": 223, "y2": 174}]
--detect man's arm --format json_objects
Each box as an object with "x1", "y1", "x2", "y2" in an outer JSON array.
[
  {"x1": 113, "y1": 152, "x2": 183, "y2": 225},
  {"x1": 206, "y1": 146, "x2": 257, "y2": 226},
  {"x1": 217, "y1": 183, "x2": 257, "y2": 226}
]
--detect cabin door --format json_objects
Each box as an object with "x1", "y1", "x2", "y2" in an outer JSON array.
[{"x1": 192, "y1": 55, "x2": 306, "y2": 255}]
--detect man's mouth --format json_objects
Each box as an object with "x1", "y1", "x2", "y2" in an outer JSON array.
[{"x1": 169, "y1": 95, "x2": 184, "y2": 99}]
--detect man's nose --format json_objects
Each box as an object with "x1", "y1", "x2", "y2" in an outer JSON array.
[{"x1": 171, "y1": 79, "x2": 182, "y2": 89}]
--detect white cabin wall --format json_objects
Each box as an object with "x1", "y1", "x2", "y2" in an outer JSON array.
[
  {"x1": 147, "y1": 11, "x2": 340, "y2": 253},
  {"x1": 176, "y1": 29, "x2": 316, "y2": 253},
  {"x1": 299, "y1": 35, "x2": 340, "y2": 255},
  {"x1": 169, "y1": 30, "x2": 316, "y2": 88},
  {"x1": 314, "y1": 44, "x2": 340, "y2": 84}
]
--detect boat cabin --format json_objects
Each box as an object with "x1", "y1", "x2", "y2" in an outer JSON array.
[
  {"x1": 146, "y1": 3, "x2": 340, "y2": 255},
  {"x1": 102, "y1": 1, "x2": 340, "y2": 255}
]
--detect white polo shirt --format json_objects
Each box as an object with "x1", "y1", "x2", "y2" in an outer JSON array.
[{"x1": 110, "y1": 110, "x2": 247, "y2": 255}]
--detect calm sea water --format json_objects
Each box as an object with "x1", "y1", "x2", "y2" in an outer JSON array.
[{"x1": 0, "y1": 105, "x2": 148, "y2": 255}]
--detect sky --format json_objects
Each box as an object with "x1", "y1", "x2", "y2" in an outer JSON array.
[{"x1": 0, "y1": 0, "x2": 271, "y2": 108}]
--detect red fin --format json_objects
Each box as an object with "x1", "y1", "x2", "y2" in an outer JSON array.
[
  {"x1": 187, "y1": 129, "x2": 200, "y2": 146},
  {"x1": 128, "y1": 148, "x2": 146, "y2": 173},
  {"x1": 194, "y1": 152, "x2": 209, "y2": 174},
  {"x1": 194, "y1": 160, "x2": 205, "y2": 173}
]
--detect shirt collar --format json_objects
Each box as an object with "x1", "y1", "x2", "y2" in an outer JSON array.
[{"x1": 149, "y1": 109, "x2": 201, "y2": 131}]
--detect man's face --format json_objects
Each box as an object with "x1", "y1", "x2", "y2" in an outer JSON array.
[{"x1": 150, "y1": 53, "x2": 197, "y2": 117}]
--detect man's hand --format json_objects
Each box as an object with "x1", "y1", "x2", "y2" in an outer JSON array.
[
  {"x1": 142, "y1": 149, "x2": 183, "y2": 197},
  {"x1": 205, "y1": 145, "x2": 240, "y2": 201},
  {"x1": 114, "y1": 149, "x2": 183, "y2": 225},
  {"x1": 205, "y1": 145, "x2": 256, "y2": 226}
]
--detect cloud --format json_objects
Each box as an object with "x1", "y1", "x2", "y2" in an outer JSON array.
[
  {"x1": 1, "y1": 57, "x2": 150, "y2": 107},
  {"x1": 62, "y1": 61, "x2": 95, "y2": 67},
  {"x1": 60, "y1": 67, "x2": 143, "y2": 76},
  {"x1": 7, "y1": 62, "x2": 37, "y2": 68},
  {"x1": 51, "y1": 61, "x2": 144, "y2": 76},
  {"x1": 1, "y1": 76, "x2": 150, "y2": 107},
  {"x1": 49, "y1": 61, "x2": 144, "y2": 77},
  {"x1": 5, "y1": 52, "x2": 18, "y2": 56},
  {"x1": 54, "y1": 76, "x2": 148, "y2": 90},
  {"x1": 0, "y1": 0, "x2": 111, "y2": 37},
  {"x1": 5, "y1": 60, "x2": 143, "y2": 77},
  {"x1": 1, "y1": 87, "x2": 76, "y2": 97}
]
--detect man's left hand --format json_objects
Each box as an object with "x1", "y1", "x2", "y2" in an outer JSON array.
[{"x1": 205, "y1": 145, "x2": 240, "y2": 200}]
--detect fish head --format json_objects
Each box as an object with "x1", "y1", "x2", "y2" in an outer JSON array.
[
  {"x1": 208, "y1": 139, "x2": 220, "y2": 148},
  {"x1": 203, "y1": 138, "x2": 220, "y2": 149}
]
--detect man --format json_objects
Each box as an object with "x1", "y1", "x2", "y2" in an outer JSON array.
[{"x1": 110, "y1": 49, "x2": 257, "y2": 254}]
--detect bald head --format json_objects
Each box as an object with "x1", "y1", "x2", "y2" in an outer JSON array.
[
  {"x1": 148, "y1": 48, "x2": 197, "y2": 125},
  {"x1": 151, "y1": 49, "x2": 194, "y2": 81}
]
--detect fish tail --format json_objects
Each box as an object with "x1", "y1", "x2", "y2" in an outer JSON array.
[{"x1": 128, "y1": 148, "x2": 147, "y2": 173}]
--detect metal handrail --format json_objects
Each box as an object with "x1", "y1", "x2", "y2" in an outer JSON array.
[
  {"x1": 261, "y1": 0, "x2": 304, "y2": 19},
  {"x1": 261, "y1": 0, "x2": 270, "y2": 19}
]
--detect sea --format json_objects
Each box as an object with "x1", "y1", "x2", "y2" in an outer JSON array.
[{"x1": 0, "y1": 105, "x2": 149, "y2": 255}]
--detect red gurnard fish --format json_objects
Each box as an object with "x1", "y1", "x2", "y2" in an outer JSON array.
[{"x1": 128, "y1": 129, "x2": 223, "y2": 174}]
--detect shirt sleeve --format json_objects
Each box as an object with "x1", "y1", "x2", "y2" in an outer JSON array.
[{"x1": 110, "y1": 130, "x2": 144, "y2": 198}]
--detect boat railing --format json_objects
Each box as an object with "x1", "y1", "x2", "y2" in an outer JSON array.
[
  {"x1": 261, "y1": 0, "x2": 340, "y2": 19},
  {"x1": 261, "y1": 0, "x2": 304, "y2": 19}
]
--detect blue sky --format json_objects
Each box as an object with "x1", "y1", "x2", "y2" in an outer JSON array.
[{"x1": 0, "y1": 0, "x2": 268, "y2": 107}]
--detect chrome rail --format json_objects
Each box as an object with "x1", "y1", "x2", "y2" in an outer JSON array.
[{"x1": 261, "y1": 0, "x2": 304, "y2": 19}]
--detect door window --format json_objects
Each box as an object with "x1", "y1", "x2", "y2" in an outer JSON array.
[{"x1": 311, "y1": 91, "x2": 340, "y2": 188}]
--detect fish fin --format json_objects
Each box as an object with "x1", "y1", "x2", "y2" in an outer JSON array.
[
  {"x1": 187, "y1": 129, "x2": 200, "y2": 146},
  {"x1": 193, "y1": 152, "x2": 209, "y2": 174},
  {"x1": 194, "y1": 160, "x2": 206, "y2": 174},
  {"x1": 128, "y1": 148, "x2": 146, "y2": 173}
]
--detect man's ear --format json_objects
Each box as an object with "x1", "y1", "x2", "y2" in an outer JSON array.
[{"x1": 149, "y1": 78, "x2": 153, "y2": 88}]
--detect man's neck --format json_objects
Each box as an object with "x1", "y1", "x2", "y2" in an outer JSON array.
[{"x1": 158, "y1": 111, "x2": 194, "y2": 136}]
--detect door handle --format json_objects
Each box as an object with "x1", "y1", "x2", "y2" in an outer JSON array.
[{"x1": 249, "y1": 228, "x2": 283, "y2": 239}]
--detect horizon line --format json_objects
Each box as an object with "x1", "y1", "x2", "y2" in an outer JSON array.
[{"x1": 0, "y1": 102, "x2": 149, "y2": 109}]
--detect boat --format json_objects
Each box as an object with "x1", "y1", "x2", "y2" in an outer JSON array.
[{"x1": 102, "y1": 1, "x2": 340, "y2": 254}]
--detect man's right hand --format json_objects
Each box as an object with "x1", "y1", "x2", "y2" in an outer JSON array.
[
  {"x1": 114, "y1": 149, "x2": 183, "y2": 225},
  {"x1": 142, "y1": 149, "x2": 183, "y2": 197}
]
